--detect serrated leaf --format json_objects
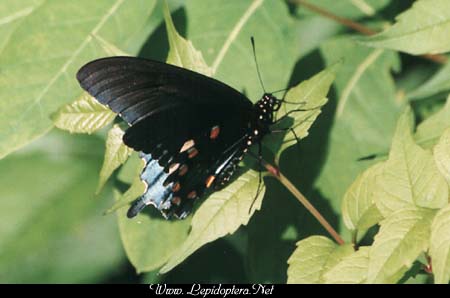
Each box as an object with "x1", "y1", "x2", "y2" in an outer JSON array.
[
  {"x1": 51, "y1": 93, "x2": 116, "y2": 134},
  {"x1": 359, "y1": 0, "x2": 450, "y2": 55},
  {"x1": 342, "y1": 163, "x2": 384, "y2": 231},
  {"x1": 96, "y1": 125, "x2": 132, "y2": 194},
  {"x1": 375, "y1": 107, "x2": 448, "y2": 216},
  {"x1": 0, "y1": 0, "x2": 156, "y2": 159},
  {"x1": 115, "y1": 191, "x2": 191, "y2": 273},
  {"x1": 408, "y1": 63, "x2": 450, "y2": 100},
  {"x1": 287, "y1": 236, "x2": 353, "y2": 284},
  {"x1": 323, "y1": 247, "x2": 370, "y2": 284},
  {"x1": 266, "y1": 62, "x2": 340, "y2": 157},
  {"x1": 163, "y1": 0, "x2": 212, "y2": 76},
  {"x1": 430, "y1": 205, "x2": 450, "y2": 284},
  {"x1": 160, "y1": 170, "x2": 265, "y2": 273},
  {"x1": 367, "y1": 208, "x2": 436, "y2": 284},
  {"x1": 415, "y1": 95, "x2": 450, "y2": 148},
  {"x1": 434, "y1": 128, "x2": 450, "y2": 184}
]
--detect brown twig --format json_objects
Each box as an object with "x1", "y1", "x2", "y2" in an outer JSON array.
[
  {"x1": 261, "y1": 158, "x2": 346, "y2": 246},
  {"x1": 292, "y1": 0, "x2": 448, "y2": 64}
]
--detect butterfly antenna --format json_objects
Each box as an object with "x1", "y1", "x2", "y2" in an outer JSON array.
[{"x1": 251, "y1": 37, "x2": 266, "y2": 93}]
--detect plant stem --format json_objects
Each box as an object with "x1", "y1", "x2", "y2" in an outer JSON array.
[
  {"x1": 261, "y1": 158, "x2": 346, "y2": 245},
  {"x1": 291, "y1": 0, "x2": 448, "y2": 64}
]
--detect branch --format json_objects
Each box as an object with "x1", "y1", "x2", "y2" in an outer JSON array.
[
  {"x1": 292, "y1": 0, "x2": 448, "y2": 64},
  {"x1": 261, "y1": 158, "x2": 346, "y2": 246}
]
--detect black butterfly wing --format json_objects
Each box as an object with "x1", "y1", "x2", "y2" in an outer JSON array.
[
  {"x1": 77, "y1": 57, "x2": 253, "y2": 154},
  {"x1": 76, "y1": 56, "x2": 253, "y2": 218}
]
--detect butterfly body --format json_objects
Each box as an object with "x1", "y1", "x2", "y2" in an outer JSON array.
[{"x1": 77, "y1": 57, "x2": 281, "y2": 219}]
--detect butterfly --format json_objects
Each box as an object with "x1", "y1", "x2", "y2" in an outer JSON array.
[{"x1": 76, "y1": 55, "x2": 295, "y2": 220}]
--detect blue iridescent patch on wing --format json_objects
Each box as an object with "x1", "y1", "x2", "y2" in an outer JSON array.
[{"x1": 126, "y1": 152, "x2": 174, "y2": 219}]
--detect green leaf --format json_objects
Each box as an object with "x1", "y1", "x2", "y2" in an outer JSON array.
[
  {"x1": 91, "y1": 33, "x2": 130, "y2": 57},
  {"x1": 184, "y1": 0, "x2": 297, "y2": 100},
  {"x1": 105, "y1": 170, "x2": 146, "y2": 214},
  {"x1": 316, "y1": 37, "x2": 403, "y2": 218},
  {"x1": 0, "y1": 131, "x2": 123, "y2": 283},
  {"x1": 434, "y1": 128, "x2": 450, "y2": 184},
  {"x1": 323, "y1": 247, "x2": 370, "y2": 284},
  {"x1": 342, "y1": 163, "x2": 384, "y2": 231},
  {"x1": 367, "y1": 208, "x2": 436, "y2": 284},
  {"x1": 296, "y1": 0, "x2": 390, "y2": 18},
  {"x1": 375, "y1": 107, "x2": 448, "y2": 216},
  {"x1": 160, "y1": 169, "x2": 265, "y2": 274},
  {"x1": 96, "y1": 125, "x2": 133, "y2": 194},
  {"x1": 267, "y1": 62, "x2": 340, "y2": 157},
  {"x1": 0, "y1": 0, "x2": 44, "y2": 52},
  {"x1": 51, "y1": 93, "x2": 116, "y2": 134},
  {"x1": 430, "y1": 204, "x2": 450, "y2": 284},
  {"x1": 163, "y1": 0, "x2": 212, "y2": 76},
  {"x1": 408, "y1": 63, "x2": 450, "y2": 100},
  {"x1": 115, "y1": 191, "x2": 191, "y2": 273},
  {"x1": 415, "y1": 95, "x2": 450, "y2": 148},
  {"x1": 287, "y1": 236, "x2": 353, "y2": 284},
  {"x1": 0, "y1": 0, "x2": 156, "y2": 159},
  {"x1": 359, "y1": 0, "x2": 450, "y2": 55}
]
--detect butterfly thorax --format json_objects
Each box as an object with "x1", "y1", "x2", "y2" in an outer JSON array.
[
  {"x1": 249, "y1": 93, "x2": 281, "y2": 139},
  {"x1": 214, "y1": 93, "x2": 282, "y2": 188}
]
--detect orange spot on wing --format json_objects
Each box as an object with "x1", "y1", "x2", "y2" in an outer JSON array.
[
  {"x1": 172, "y1": 196, "x2": 181, "y2": 206},
  {"x1": 210, "y1": 125, "x2": 220, "y2": 140},
  {"x1": 188, "y1": 147, "x2": 198, "y2": 159},
  {"x1": 205, "y1": 175, "x2": 216, "y2": 188},
  {"x1": 178, "y1": 164, "x2": 188, "y2": 176},
  {"x1": 172, "y1": 182, "x2": 181, "y2": 192},
  {"x1": 180, "y1": 139, "x2": 195, "y2": 152},
  {"x1": 187, "y1": 191, "x2": 197, "y2": 199}
]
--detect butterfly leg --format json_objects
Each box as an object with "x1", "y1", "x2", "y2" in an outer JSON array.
[
  {"x1": 271, "y1": 127, "x2": 301, "y2": 148},
  {"x1": 248, "y1": 142, "x2": 264, "y2": 213}
]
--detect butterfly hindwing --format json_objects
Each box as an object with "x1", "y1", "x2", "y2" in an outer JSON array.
[{"x1": 129, "y1": 124, "x2": 246, "y2": 219}]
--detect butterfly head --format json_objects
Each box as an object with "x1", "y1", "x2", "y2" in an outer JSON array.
[{"x1": 254, "y1": 93, "x2": 282, "y2": 125}]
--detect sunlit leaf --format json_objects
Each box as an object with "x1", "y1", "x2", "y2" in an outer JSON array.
[
  {"x1": 52, "y1": 93, "x2": 116, "y2": 134},
  {"x1": 375, "y1": 107, "x2": 448, "y2": 216},
  {"x1": 367, "y1": 208, "x2": 436, "y2": 284},
  {"x1": 415, "y1": 95, "x2": 450, "y2": 148},
  {"x1": 430, "y1": 204, "x2": 450, "y2": 284},
  {"x1": 323, "y1": 247, "x2": 370, "y2": 284},
  {"x1": 287, "y1": 236, "x2": 353, "y2": 284},
  {"x1": 342, "y1": 162, "x2": 384, "y2": 231},
  {"x1": 360, "y1": 0, "x2": 450, "y2": 55},
  {"x1": 96, "y1": 125, "x2": 132, "y2": 194}
]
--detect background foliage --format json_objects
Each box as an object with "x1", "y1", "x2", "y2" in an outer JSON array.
[{"x1": 1, "y1": 0, "x2": 450, "y2": 284}]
